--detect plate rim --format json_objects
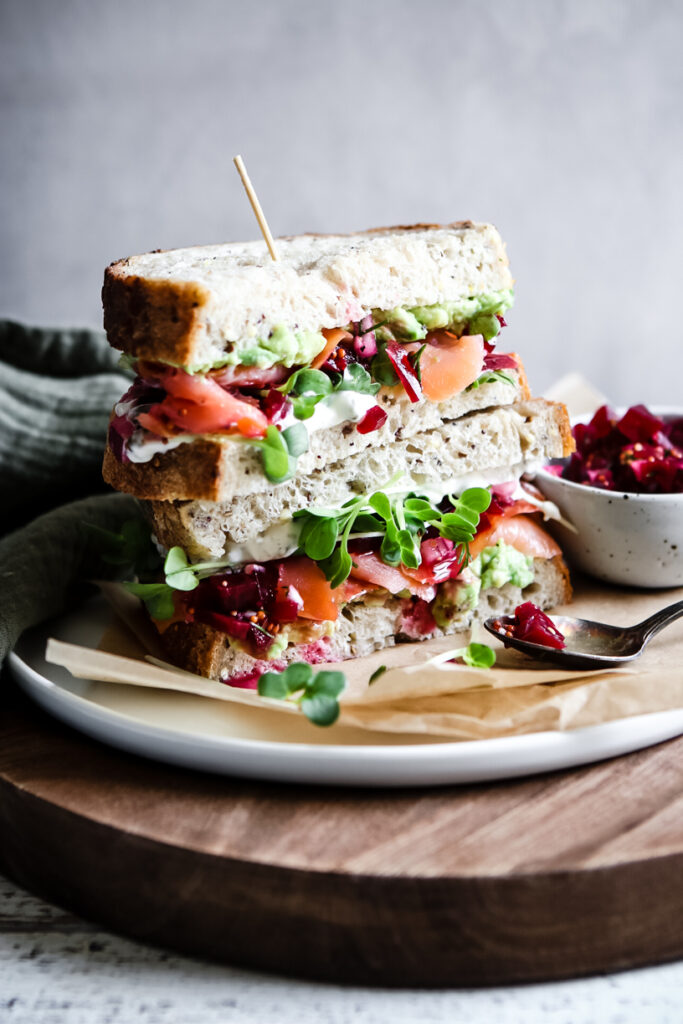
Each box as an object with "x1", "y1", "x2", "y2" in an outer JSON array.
[{"x1": 8, "y1": 604, "x2": 683, "y2": 785}]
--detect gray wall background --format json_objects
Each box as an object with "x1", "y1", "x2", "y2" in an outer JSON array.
[{"x1": 1, "y1": 0, "x2": 681, "y2": 404}]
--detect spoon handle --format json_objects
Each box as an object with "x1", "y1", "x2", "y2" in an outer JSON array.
[{"x1": 634, "y1": 599, "x2": 683, "y2": 646}]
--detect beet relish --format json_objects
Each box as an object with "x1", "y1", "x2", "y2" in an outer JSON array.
[
  {"x1": 494, "y1": 602, "x2": 566, "y2": 650},
  {"x1": 356, "y1": 405, "x2": 387, "y2": 434},
  {"x1": 561, "y1": 405, "x2": 683, "y2": 493},
  {"x1": 187, "y1": 563, "x2": 302, "y2": 657}
]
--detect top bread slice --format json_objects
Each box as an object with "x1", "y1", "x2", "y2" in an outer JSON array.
[{"x1": 102, "y1": 222, "x2": 512, "y2": 368}]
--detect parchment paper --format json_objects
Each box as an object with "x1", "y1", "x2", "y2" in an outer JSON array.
[{"x1": 44, "y1": 576, "x2": 683, "y2": 739}]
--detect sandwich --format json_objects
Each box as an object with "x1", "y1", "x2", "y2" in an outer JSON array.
[{"x1": 101, "y1": 222, "x2": 573, "y2": 686}]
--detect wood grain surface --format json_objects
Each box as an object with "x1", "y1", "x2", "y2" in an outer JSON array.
[{"x1": 0, "y1": 678, "x2": 682, "y2": 987}]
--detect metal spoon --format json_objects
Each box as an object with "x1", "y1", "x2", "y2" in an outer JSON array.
[{"x1": 484, "y1": 599, "x2": 683, "y2": 670}]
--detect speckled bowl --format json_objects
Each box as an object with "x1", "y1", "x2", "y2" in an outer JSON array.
[{"x1": 534, "y1": 407, "x2": 683, "y2": 589}]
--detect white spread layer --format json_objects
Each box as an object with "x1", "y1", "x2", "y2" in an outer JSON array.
[
  {"x1": 220, "y1": 465, "x2": 565, "y2": 566},
  {"x1": 122, "y1": 390, "x2": 377, "y2": 464},
  {"x1": 279, "y1": 390, "x2": 377, "y2": 432},
  {"x1": 126, "y1": 430, "x2": 192, "y2": 463},
  {"x1": 224, "y1": 520, "x2": 303, "y2": 565},
  {"x1": 388, "y1": 461, "x2": 543, "y2": 503}
]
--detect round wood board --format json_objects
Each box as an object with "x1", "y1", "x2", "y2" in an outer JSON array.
[{"x1": 1, "y1": 676, "x2": 682, "y2": 987}]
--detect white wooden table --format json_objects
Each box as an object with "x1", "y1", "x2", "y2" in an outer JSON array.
[{"x1": 2, "y1": 872, "x2": 682, "y2": 1024}]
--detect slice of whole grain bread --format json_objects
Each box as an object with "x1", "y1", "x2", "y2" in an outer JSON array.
[
  {"x1": 105, "y1": 392, "x2": 570, "y2": 510},
  {"x1": 102, "y1": 222, "x2": 512, "y2": 367}
]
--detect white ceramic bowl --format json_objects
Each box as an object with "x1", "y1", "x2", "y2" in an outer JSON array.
[{"x1": 534, "y1": 407, "x2": 683, "y2": 589}]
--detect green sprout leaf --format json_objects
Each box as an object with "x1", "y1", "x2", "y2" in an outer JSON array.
[
  {"x1": 280, "y1": 363, "x2": 378, "y2": 422},
  {"x1": 123, "y1": 581, "x2": 176, "y2": 620},
  {"x1": 85, "y1": 518, "x2": 161, "y2": 576},
  {"x1": 460, "y1": 487, "x2": 492, "y2": 513},
  {"x1": 293, "y1": 485, "x2": 492, "y2": 588},
  {"x1": 308, "y1": 670, "x2": 346, "y2": 698},
  {"x1": 250, "y1": 425, "x2": 291, "y2": 481},
  {"x1": 447, "y1": 642, "x2": 497, "y2": 669},
  {"x1": 319, "y1": 545, "x2": 353, "y2": 589},
  {"x1": 282, "y1": 422, "x2": 309, "y2": 458},
  {"x1": 280, "y1": 367, "x2": 332, "y2": 397},
  {"x1": 281, "y1": 662, "x2": 314, "y2": 692},
  {"x1": 370, "y1": 344, "x2": 400, "y2": 387},
  {"x1": 380, "y1": 521, "x2": 401, "y2": 566},
  {"x1": 246, "y1": 424, "x2": 309, "y2": 483},
  {"x1": 257, "y1": 671, "x2": 290, "y2": 700},
  {"x1": 257, "y1": 663, "x2": 347, "y2": 727},
  {"x1": 368, "y1": 491, "x2": 392, "y2": 520},
  {"x1": 466, "y1": 369, "x2": 515, "y2": 392},
  {"x1": 300, "y1": 516, "x2": 339, "y2": 560},
  {"x1": 336, "y1": 363, "x2": 380, "y2": 396},
  {"x1": 289, "y1": 395, "x2": 321, "y2": 420},
  {"x1": 368, "y1": 665, "x2": 387, "y2": 685},
  {"x1": 461, "y1": 643, "x2": 497, "y2": 669},
  {"x1": 409, "y1": 343, "x2": 427, "y2": 385},
  {"x1": 163, "y1": 546, "x2": 199, "y2": 591},
  {"x1": 300, "y1": 694, "x2": 341, "y2": 726}
]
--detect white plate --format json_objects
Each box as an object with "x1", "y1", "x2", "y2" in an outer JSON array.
[{"x1": 9, "y1": 598, "x2": 683, "y2": 787}]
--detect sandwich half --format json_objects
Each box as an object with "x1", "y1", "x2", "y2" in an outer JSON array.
[{"x1": 101, "y1": 222, "x2": 573, "y2": 685}]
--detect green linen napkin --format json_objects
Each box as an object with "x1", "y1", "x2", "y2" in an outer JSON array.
[
  {"x1": 0, "y1": 320, "x2": 130, "y2": 533},
  {"x1": 0, "y1": 321, "x2": 137, "y2": 663},
  {"x1": 0, "y1": 492, "x2": 139, "y2": 663}
]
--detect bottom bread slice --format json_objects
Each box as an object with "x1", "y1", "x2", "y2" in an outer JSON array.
[{"x1": 158, "y1": 555, "x2": 571, "y2": 685}]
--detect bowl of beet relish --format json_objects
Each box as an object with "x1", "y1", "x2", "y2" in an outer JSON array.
[{"x1": 535, "y1": 404, "x2": 683, "y2": 588}]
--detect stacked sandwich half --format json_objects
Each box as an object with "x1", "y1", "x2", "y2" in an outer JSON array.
[{"x1": 102, "y1": 222, "x2": 573, "y2": 685}]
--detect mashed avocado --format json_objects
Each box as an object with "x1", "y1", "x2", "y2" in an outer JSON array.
[
  {"x1": 432, "y1": 540, "x2": 534, "y2": 629},
  {"x1": 376, "y1": 289, "x2": 514, "y2": 345},
  {"x1": 432, "y1": 570, "x2": 482, "y2": 629},
  {"x1": 180, "y1": 289, "x2": 515, "y2": 373},
  {"x1": 471, "y1": 541, "x2": 534, "y2": 591},
  {"x1": 238, "y1": 327, "x2": 325, "y2": 369}
]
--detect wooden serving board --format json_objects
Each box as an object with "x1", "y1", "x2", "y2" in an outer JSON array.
[{"x1": 0, "y1": 675, "x2": 682, "y2": 987}]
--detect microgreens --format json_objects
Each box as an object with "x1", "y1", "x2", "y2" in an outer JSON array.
[
  {"x1": 258, "y1": 662, "x2": 346, "y2": 726},
  {"x1": 466, "y1": 369, "x2": 515, "y2": 391},
  {"x1": 368, "y1": 665, "x2": 387, "y2": 685},
  {"x1": 369, "y1": 343, "x2": 399, "y2": 387},
  {"x1": 122, "y1": 545, "x2": 230, "y2": 620},
  {"x1": 410, "y1": 343, "x2": 428, "y2": 385},
  {"x1": 421, "y1": 642, "x2": 497, "y2": 670},
  {"x1": 279, "y1": 364, "x2": 379, "y2": 420},
  {"x1": 86, "y1": 517, "x2": 183, "y2": 620},
  {"x1": 294, "y1": 486, "x2": 492, "y2": 588},
  {"x1": 246, "y1": 423, "x2": 309, "y2": 483},
  {"x1": 449, "y1": 642, "x2": 497, "y2": 669},
  {"x1": 84, "y1": 519, "x2": 161, "y2": 576},
  {"x1": 330, "y1": 362, "x2": 381, "y2": 396},
  {"x1": 369, "y1": 341, "x2": 425, "y2": 391},
  {"x1": 123, "y1": 581, "x2": 176, "y2": 620}
]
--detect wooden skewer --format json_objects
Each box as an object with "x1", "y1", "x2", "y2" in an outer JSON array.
[{"x1": 233, "y1": 154, "x2": 278, "y2": 261}]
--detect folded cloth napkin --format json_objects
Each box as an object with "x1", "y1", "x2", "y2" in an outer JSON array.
[
  {"x1": 0, "y1": 321, "x2": 138, "y2": 664},
  {"x1": 0, "y1": 320, "x2": 130, "y2": 533},
  {"x1": 0, "y1": 492, "x2": 139, "y2": 664}
]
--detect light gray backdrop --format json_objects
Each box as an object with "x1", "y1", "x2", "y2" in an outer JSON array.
[{"x1": 1, "y1": 0, "x2": 681, "y2": 404}]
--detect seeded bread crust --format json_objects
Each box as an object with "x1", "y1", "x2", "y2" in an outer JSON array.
[
  {"x1": 158, "y1": 554, "x2": 572, "y2": 682},
  {"x1": 102, "y1": 222, "x2": 513, "y2": 367}
]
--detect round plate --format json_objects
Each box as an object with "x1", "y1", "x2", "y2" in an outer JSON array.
[{"x1": 9, "y1": 597, "x2": 683, "y2": 787}]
